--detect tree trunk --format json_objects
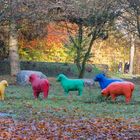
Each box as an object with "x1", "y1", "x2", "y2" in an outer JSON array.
[
  {"x1": 78, "y1": 35, "x2": 96, "y2": 78},
  {"x1": 75, "y1": 47, "x2": 82, "y2": 73},
  {"x1": 136, "y1": 12, "x2": 140, "y2": 38},
  {"x1": 9, "y1": 21, "x2": 20, "y2": 76},
  {"x1": 129, "y1": 34, "x2": 135, "y2": 75},
  {"x1": 78, "y1": 65, "x2": 86, "y2": 78},
  {"x1": 76, "y1": 24, "x2": 83, "y2": 77}
]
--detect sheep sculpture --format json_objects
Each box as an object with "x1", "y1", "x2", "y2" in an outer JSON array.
[
  {"x1": 56, "y1": 74, "x2": 84, "y2": 96},
  {"x1": 94, "y1": 73, "x2": 123, "y2": 89},
  {"x1": 29, "y1": 74, "x2": 50, "y2": 99},
  {"x1": 101, "y1": 81, "x2": 135, "y2": 104},
  {"x1": 84, "y1": 79, "x2": 95, "y2": 87},
  {"x1": 0, "y1": 80, "x2": 8, "y2": 100}
]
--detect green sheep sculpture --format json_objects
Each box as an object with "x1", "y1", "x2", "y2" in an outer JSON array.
[{"x1": 56, "y1": 74, "x2": 84, "y2": 96}]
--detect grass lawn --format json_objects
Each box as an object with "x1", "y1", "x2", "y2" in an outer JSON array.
[
  {"x1": 0, "y1": 75, "x2": 140, "y2": 123},
  {"x1": 1, "y1": 75, "x2": 140, "y2": 139}
]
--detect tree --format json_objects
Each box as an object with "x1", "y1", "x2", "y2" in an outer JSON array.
[
  {"x1": 117, "y1": 0, "x2": 140, "y2": 37},
  {"x1": 61, "y1": 0, "x2": 120, "y2": 78},
  {"x1": 129, "y1": 34, "x2": 135, "y2": 74},
  {"x1": 116, "y1": 0, "x2": 140, "y2": 74},
  {"x1": 8, "y1": 0, "x2": 20, "y2": 76},
  {"x1": 0, "y1": 27, "x2": 9, "y2": 60},
  {"x1": 0, "y1": 0, "x2": 51, "y2": 76},
  {"x1": 0, "y1": 0, "x2": 121, "y2": 77}
]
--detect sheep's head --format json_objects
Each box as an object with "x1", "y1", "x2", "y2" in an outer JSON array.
[
  {"x1": 29, "y1": 74, "x2": 39, "y2": 83},
  {"x1": 56, "y1": 74, "x2": 67, "y2": 82},
  {"x1": 94, "y1": 73, "x2": 105, "y2": 81},
  {"x1": 101, "y1": 88, "x2": 109, "y2": 96},
  {"x1": 1, "y1": 80, "x2": 8, "y2": 87}
]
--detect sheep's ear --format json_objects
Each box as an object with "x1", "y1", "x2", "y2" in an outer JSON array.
[
  {"x1": 102, "y1": 73, "x2": 105, "y2": 76},
  {"x1": 56, "y1": 75, "x2": 61, "y2": 81},
  {"x1": 6, "y1": 82, "x2": 8, "y2": 87},
  {"x1": 101, "y1": 90, "x2": 103, "y2": 94},
  {"x1": 59, "y1": 76, "x2": 62, "y2": 80},
  {"x1": 25, "y1": 75, "x2": 30, "y2": 83},
  {"x1": 93, "y1": 77, "x2": 97, "y2": 81},
  {"x1": 101, "y1": 89, "x2": 105, "y2": 94}
]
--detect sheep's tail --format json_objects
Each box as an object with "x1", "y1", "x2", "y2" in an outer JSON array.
[
  {"x1": 130, "y1": 82, "x2": 135, "y2": 92},
  {"x1": 46, "y1": 80, "x2": 50, "y2": 95},
  {"x1": 47, "y1": 80, "x2": 50, "y2": 89},
  {"x1": 82, "y1": 80, "x2": 85, "y2": 86}
]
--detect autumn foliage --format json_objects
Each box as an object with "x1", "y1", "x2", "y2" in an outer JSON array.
[{"x1": 18, "y1": 21, "x2": 79, "y2": 62}]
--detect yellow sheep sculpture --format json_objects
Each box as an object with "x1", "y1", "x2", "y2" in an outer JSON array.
[{"x1": 0, "y1": 80, "x2": 8, "y2": 100}]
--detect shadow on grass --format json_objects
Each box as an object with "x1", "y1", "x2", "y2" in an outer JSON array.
[
  {"x1": 128, "y1": 100, "x2": 140, "y2": 105},
  {"x1": 6, "y1": 96, "x2": 33, "y2": 100},
  {"x1": 83, "y1": 95, "x2": 140, "y2": 105}
]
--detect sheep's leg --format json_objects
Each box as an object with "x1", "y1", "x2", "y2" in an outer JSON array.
[
  {"x1": 0, "y1": 92, "x2": 2, "y2": 100},
  {"x1": 105, "y1": 94, "x2": 111, "y2": 100},
  {"x1": 43, "y1": 92, "x2": 48, "y2": 99},
  {"x1": 43, "y1": 88, "x2": 49, "y2": 99},
  {"x1": 125, "y1": 97, "x2": 131, "y2": 104},
  {"x1": 1, "y1": 91, "x2": 4, "y2": 100},
  {"x1": 125, "y1": 93, "x2": 131, "y2": 104},
  {"x1": 33, "y1": 90, "x2": 39, "y2": 99},
  {"x1": 64, "y1": 89, "x2": 69, "y2": 96},
  {"x1": 78, "y1": 90, "x2": 83, "y2": 96},
  {"x1": 64, "y1": 92, "x2": 69, "y2": 96},
  {"x1": 37, "y1": 92, "x2": 40, "y2": 98},
  {"x1": 111, "y1": 94, "x2": 116, "y2": 102}
]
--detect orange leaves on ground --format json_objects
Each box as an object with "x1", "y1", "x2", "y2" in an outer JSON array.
[{"x1": 1, "y1": 117, "x2": 140, "y2": 139}]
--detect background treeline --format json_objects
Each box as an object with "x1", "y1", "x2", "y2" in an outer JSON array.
[{"x1": 0, "y1": 0, "x2": 140, "y2": 77}]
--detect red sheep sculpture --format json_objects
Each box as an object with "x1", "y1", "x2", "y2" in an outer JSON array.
[
  {"x1": 101, "y1": 82, "x2": 135, "y2": 103},
  {"x1": 29, "y1": 74, "x2": 50, "y2": 99}
]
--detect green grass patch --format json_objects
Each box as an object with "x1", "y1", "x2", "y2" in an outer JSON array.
[{"x1": 0, "y1": 76, "x2": 140, "y2": 123}]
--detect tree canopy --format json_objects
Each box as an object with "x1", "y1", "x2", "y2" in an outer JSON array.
[{"x1": 58, "y1": 0, "x2": 121, "y2": 77}]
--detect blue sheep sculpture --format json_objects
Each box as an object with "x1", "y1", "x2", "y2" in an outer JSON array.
[
  {"x1": 94, "y1": 73, "x2": 123, "y2": 89},
  {"x1": 56, "y1": 74, "x2": 84, "y2": 96}
]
